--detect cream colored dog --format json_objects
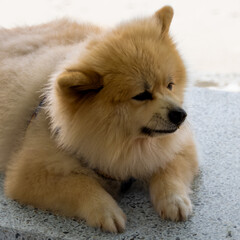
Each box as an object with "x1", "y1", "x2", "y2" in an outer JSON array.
[{"x1": 0, "y1": 6, "x2": 198, "y2": 232}]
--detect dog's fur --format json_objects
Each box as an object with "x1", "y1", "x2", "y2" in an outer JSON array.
[{"x1": 0, "y1": 6, "x2": 198, "y2": 232}]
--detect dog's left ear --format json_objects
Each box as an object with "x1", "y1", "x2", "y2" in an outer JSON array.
[
  {"x1": 155, "y1": 6, "x2": 174, "y2": 36},
  {"x1": 56, "y1": 68, "x2": 103, "y2": 97}
]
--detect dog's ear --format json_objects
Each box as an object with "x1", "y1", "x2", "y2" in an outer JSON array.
[
  {"x1": 57, "y1": 68, "x2": 103, "y2": 97},
  {"x1": 155, "y1": 6, "x2": 174, "y2": 36}
]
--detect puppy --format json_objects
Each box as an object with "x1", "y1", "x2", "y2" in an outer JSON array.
[{"x1": 0, "y1": 6, "x2": 198, "y2": 232}]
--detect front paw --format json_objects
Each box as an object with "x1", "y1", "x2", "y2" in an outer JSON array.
[
  {"x1": 151, "y1": 193, "x2": 192, "y2": 221},
  {"x1": 85, "y1": 199, "x2": 126, "y2": 233}
]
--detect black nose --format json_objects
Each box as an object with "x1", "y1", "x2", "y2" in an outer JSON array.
[{"x1": 168, "y1": 107, "x2": 187, "y2": 126}]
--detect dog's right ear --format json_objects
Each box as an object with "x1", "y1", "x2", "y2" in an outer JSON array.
[
  {"x1": 155, "y1": 6, "x2": 174, "y2": 37},
  {"x1": 56, "y1": 69, "x2": 103, "y2": 97}
]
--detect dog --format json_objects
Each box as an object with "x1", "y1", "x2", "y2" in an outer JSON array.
[{"x1": 0, "y1": 6, "x2": 198, "y2": 232}]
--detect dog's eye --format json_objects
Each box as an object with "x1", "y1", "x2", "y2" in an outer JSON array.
[
  {"x1": 132, "y1": 91, "x2": 153, "y2": 101},
  {"x1": 167, "y1": 82, "x2": 175, "y2": 91}
]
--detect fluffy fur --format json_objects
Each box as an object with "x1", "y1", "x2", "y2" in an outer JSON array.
[{"x1": 0, "y1": 6, "x2": 198, "y2": 233}]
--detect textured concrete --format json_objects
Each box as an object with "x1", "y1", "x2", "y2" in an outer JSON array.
[{"x1": 0, "y1": 87, "x2": 240, "y2": 240}]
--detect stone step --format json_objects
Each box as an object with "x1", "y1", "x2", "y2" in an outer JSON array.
[{"x1": 0, "y1": 87, "x2": 239, "y2": 240}]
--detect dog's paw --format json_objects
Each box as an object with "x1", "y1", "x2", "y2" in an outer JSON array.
[
  {"x1": 85, "y1": 199, "x2": 126, "y2": 233},
  {"x1": 152, "y1": 193, "x2": 192, "y2": 221}
]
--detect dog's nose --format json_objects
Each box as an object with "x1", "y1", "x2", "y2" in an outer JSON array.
[{"x1": 168, "y1": 107, "x2": 187, "y2": 126}]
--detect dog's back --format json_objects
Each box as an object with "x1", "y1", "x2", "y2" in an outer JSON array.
[{"x1": 0, "y1": 19, "x2": 101, "y2": 170}]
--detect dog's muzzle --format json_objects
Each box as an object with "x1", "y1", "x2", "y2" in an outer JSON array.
[{"x1": 141, "y1": 107, "x2": 187, "y2": 136}]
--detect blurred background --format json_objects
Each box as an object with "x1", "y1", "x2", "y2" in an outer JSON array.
[{"x1": 1, "y1": 0, "x2": 240, "y2": 91}]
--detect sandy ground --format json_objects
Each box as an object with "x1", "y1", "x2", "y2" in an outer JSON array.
[{"x1": 0, "y1": 0, "x2": 240, "y2": 91}]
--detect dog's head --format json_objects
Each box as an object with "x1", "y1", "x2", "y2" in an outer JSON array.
[{"x1": 48, "y1": 6, "x2": 188, "y2": 178}]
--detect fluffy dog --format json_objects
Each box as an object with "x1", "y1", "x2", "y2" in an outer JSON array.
[{"x1": 0, "y1": 6, "x2": 198, "y2": 232}]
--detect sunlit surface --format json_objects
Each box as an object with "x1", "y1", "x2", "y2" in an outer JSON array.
[{"x1": 1, "y1": 0, "x2": 240, "y2": 91}]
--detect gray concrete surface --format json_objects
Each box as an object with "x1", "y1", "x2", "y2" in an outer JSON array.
[{"x1": 0, "y1": 87, "x2": 240, "y2": 240}]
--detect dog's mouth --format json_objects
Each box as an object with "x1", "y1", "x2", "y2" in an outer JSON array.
[
  {"x1": 140, "y1": 108, "x2": 187, "y2": 137},
  {"x1": 141, "y1": 126, "x2": 177, "y2": 136}
]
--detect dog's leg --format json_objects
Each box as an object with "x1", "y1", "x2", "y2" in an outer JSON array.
[
  {"x1": 4, "y1": 149, "x2": 126, "y2": 233},
  {"x1": 149, "y1": 139, "x2": 198, "y2": 221}
]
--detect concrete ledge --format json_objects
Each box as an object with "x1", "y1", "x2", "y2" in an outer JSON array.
[{"x1": 0, "y1": 87, "x2": 240, "y2": 240}]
